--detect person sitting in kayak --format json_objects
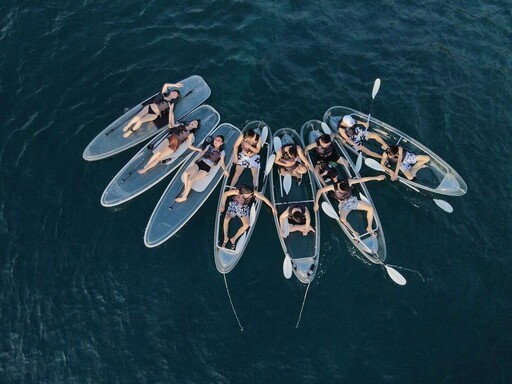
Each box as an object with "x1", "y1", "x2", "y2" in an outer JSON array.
[
  {"x1": 381, "y1": 145, "x2": 430, "y2": 181},
  {"x1": 274, "y1": 144, "x2": 312, "y2": 179},
  {"x1": 337, "y1": 114, "x2": 388, "y2": 159},
  {"x1": 219, "y1": 184, "x2": 276, "y2": 249},
  {"x1": 279, "y1": 203, "x2": 315, "y2": 238},
  {"x1": 122, "y1": 82, "x2": 183, "y2": 138},
  {"x1": 137, "y1": 119, "x2": 200, "y2": 174},
  {"x1": 229, "y1": 129, "x2": 262, "y2": 189},
  {"x1": 314, "y1": 175, "x2": 385, "y2": 236},
  {"x1": 175, "y1": 135, "x2": 229, "y2": 202},
  {"x1": 304, "y1": 134, "x2": 349, "y2": 168},
  {"x1": 314, "y1": 160, "x2": 340, "y2": 186}
]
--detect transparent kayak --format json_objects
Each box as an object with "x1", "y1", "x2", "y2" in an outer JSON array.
[
  {"x1": 100, "y1": 105, "x2": 220, "y2": 207},
  {"x1": 301, "y1": 119, "x2": 386, "y2": 264},
  {"x1": 83, "y1": 75, "x2": 211, "y2": 161},
  {"x1": 269, "y1": 128, "x2": 320, "y2": 284},
  {"x1": 213, "y1": 121, "x2": 273, "y2": 274},
  {"x1": 323, "y1": 106, "x2": 467, "y2": 196},
  {"x1": 144, "y1": 123, "x2": 241, "y2": 248}
]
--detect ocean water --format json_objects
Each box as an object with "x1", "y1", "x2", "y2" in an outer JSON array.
[{"x1": 1, "y1": 1, "x2": 511, "y2": 383}]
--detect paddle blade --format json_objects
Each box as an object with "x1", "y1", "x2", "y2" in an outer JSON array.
[
  {"x1": 283, "y1": 174, "x2": 292, "y2": 194},
  {"x1": 433, "y1": 199, "x2": 454, "y2": 213},
  {"x1": 364, "y1": 158, "x2": 383, "y2": 171},
  {"x1": 385, "y1": 265, "x2": 407, "y2": 285},
  {"x1": 321, "y1": 122, "x2": 332, "y2": 134},
  {"x1": 283, "y1": 255, "x2": 293, "y2": 279},
  {"x1": 249, "y1": 204, "x2": 257, "y2": 226},
  {"x1": 321, "y1": 201, "x2": 339, "y2": 220},
  {"x1": 372, "y1": 78, "x2": 381, "y2": 99},
  {"x1": 273, "y1": 136, "x2": 282, "y2": 151},
  {"x1": 355, "y1": 152, "x2": 363, "y2": 173},
  {"x1": 265, "y1": 154, "x2": 275, "y2": 175},
  {"x1": 260, "y1": 125, "x2": 269, "y2": 146}
]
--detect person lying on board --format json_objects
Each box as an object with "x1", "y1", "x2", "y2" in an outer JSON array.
[
  {"x1": 219, "y1": 184, "x2": 276, "y2": 250},
  {"x1": 304, "y1": 133, "x2": 349, "y2": 169},
  {"x1": 138, "y1": 119, "x2": 200, "y2": 174},
  {"x1": 229, "y1": 129, "x2": 262, "y2": 189},
  {"x1": 380, "y1": 145, "x2": 430, "y2": 181},
  {"x1": 279, "y1": 203, "x2": 315, "y2": 238},
  {"x1": 122, "y1": 82, "x2": 184, "y2": 138},
  {"x1": 175, "y1": 135, "x2": 229, "y2": 202},
  {"x1": 337, "y1": 114, "x2": 388, "y2": 159},
  {"x1": 274, "y1": 144, "x2": 312, "y2": 180},
  {"x1": 314, "y1": 176, "x2": 385, "y2": 237}
]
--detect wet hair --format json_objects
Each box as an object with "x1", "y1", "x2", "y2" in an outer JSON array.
[
  {"x1": 319, "y1": 134, "x2": 332, "y2": 144},
  {"x1": 214, "y1": 135, "x2": 225, "y2": 151},
  {"x1": 162, "y1": 89, "x2": 181, "y2": 99},
  {"x1": 244, "y1": 129, "x2": 257, "y2": 139},
  {"x1": 291, "y1": 210, "x2": 305, "y2": 222},
  {"x1": 187, "y1": 119, "x2": 201, "y2": 132},
  {"x1": 387, "y1": 145, "x2": 400, "y2": 156},
  {"x1": 238, "y1": 184, "x2": 254, "y2": 195},
  {"x1": 336, "y1": 180, "x2": 350, "y2": 191},
  {"x1": 286, "y1": 145, "x2": 298, "y2": 157}
]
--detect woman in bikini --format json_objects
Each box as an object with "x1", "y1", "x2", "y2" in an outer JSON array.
[
  {"x1": 175, "y1": 135, "x2": 229, "y2": 202},
  {"x1": 138, "y1": 119, "x2": 200, "y2": 174},
  {"x1": 122, "y1": 82, "x2": 183, "y2": 138}
]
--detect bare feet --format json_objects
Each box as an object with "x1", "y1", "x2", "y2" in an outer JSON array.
[
  {"x1": 123, "y1": 130, "x2": 132, "y2": 138},
  {"x1": 138, "y1": 169, "x2": 147, "y2": 175},
  {"x1": 175, "y1": 196, "x2": 187, "y2": 203}
]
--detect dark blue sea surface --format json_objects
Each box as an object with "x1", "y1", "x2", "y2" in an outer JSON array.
[{"x1": 1, "y1": 1, "x2": 511, "y2": 383}]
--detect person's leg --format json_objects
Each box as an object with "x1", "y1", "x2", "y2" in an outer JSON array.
[
  {"x1": 357, "y1": 201, "x2": 375, "y2": 234},
  {"x1": 138, "y1": 146, "x2": 175, "y2": 174},
  {"x1": 409, "y1": 155, "x2": 430, "y2": 178},
  {"x1": 250, "y1": 167, "x2": 259, "y2": 189},
  {"x1": 336, "y1": 157, "x2": 349, "y2": 168},
  {"x1": 122, "y1": 106, "x2": 149, "y2": 133},
  {"x1": 229, "y1": 165, "x2": 244, "y2": 187},
  {"x1": 175, "y1": 165, "x2": 199, "y2": 202},
  {"x1": 230, "y1": 216, "x2": 250, "y2": 245},
  {"x1": 339, "y1": 208, "x2": 358, "y2": 236},
  {"x1": 129, "y1": 112, "x2": 159, "y2": 133},
  {"x1": 222, "y1": 214, "x2": 233, "y2": 247},
  {"x1": 175, "y1": 170, "x2": 208, "y2": 202}
]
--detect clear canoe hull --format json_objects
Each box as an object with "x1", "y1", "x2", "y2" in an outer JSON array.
[{"x1": 323, "y1": 106, "x2": 467, "y2": 196}]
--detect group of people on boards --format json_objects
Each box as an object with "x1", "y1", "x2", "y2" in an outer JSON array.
[{"x1": 122, "y1": 82, "x2": 431, "y2": 248}]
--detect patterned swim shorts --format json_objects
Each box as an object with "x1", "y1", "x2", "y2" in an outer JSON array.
[
  {"x1": 237, "y1": 152, "x2": 261, "y2": 169},
  {"x1": 400, "y1": 151, "x2": 418, "y2": 171},
  {"x1": 227, "y1": 200, "x2": 251, "y2": 218},
  {"x1": 338, "y1": 196, "x2": 361, "y2": 212}
]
